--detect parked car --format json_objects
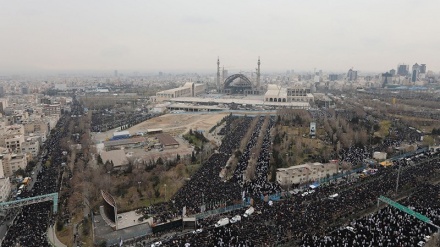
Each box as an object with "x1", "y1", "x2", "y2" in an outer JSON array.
[
  {"x1": 214, "y1": 218, "x2": 230, "y2": 227},
  {"x1": 243, "y1": 207, "x2": 255, "y2": 218},
  {"x1": 230, "y1": 215, "x2": 241, "y2": 223}
]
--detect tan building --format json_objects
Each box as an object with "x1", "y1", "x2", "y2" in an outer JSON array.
[
  {"x1": 23, "y1": 120, "x2": 49, "y2": 135},
  {"x1": 0, "y1": 152, "x2": 28, "y2": 177},
  {"x1": 42, "y1": 104, "x2": 61, "y2": 116},
  {"x1": 276, "y1": 162, "x2": 338, "y2": 187},
  {"x1": 0, "y1": 98, "x2": 8, "y2": 113},
  {"x1": 100, "y1": 150, "x2": 129, "y2": 170},
  {"x1": 5, "y1": 135, "x2": 25, "y2": 152},
  {"x1": 0, "y1": 125, "x2": 25, "y2": 151},
  {"x1": 21, "y1": 138, "x2": 40, "y2": 158},
  {"x1": 155, "y1": 82, "x2": 206, "y2": 102}
]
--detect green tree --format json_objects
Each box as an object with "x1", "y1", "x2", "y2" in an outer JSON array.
[
  {"x1": 191, "y1": 152, "x2": 197, "y2": 163},
  {"x1": 156, "y1": 157, "x2": 164, "y2": 165},
  {"x1": 14, "y1": 168, "x2": 26, "y2": 177}
]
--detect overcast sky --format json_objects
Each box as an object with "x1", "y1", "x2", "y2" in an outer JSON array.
[{"x1": 1, "y1": 0, "x2": 439, "y2": 74}]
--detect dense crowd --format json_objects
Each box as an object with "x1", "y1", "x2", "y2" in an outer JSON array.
[
  {"x1": 243, "y1": 117, "x2": 280, "y2": 198},
  {"x1": 300, "y1": 184, "x2": 440, "y2": 246},
  {"x1": 149, "y1": 137, "x2": 440, "y2": 246},
  {"x1": 2, "y1": 99, "x2": 81, "y2": 246},
  {"x1": 172, "y1": 116, "x2": 254, "y2": 215},
  {"x1": 91, "y1": 110, "x2": 156, "y2": 132}
]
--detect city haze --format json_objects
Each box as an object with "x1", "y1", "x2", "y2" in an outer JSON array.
[{"x1": 1, "y1": 0, "x2": 439, "y2": 74}]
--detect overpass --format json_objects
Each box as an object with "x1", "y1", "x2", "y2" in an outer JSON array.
[{"x1": 0, "y1": 193, "x2": 58, "y2": 213}]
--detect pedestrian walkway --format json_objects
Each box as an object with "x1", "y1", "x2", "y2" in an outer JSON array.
[{"x1": 47, "y1": 226, "x2": 67, "y2": 247}]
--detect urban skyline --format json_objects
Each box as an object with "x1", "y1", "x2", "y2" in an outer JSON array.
[{"x1": 1, "y1": 0, "x2": 440, "y2": 74}]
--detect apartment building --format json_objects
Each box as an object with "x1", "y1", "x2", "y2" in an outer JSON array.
[
  {"x1": 21, "y1": 138, "x2": 40, "y2": 159},
  {"x1": 0, "y1": 152, "x2": 27, "y2": 177},
  {"x1": 42, "y1": 104, "x2": 61, "y2": 116}
]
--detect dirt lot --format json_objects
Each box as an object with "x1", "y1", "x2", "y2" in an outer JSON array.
[
  {"x1": 128, "y1": 112, "x2": 228, "y2": 136},
  {"x1": 92, "y1": 113, "x2": 228, "y2": 143},
  {"x1": 91, "y1": 113, "x2": 228, "y2": 165}
]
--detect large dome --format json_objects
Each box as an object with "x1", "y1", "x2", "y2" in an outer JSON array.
[{"x1": 224, "y1": 74, "x2": 253, "y2": 88}]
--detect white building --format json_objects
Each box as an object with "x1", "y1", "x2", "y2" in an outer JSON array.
[
  {"x1": 264, "y1": 84, "x2": 314, "y2": 103},
  {"x1": 276, "y1": 162, "x2": 339, "y2": 187}
]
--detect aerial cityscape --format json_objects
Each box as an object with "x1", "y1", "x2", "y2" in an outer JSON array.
[{"x1": 0, "y1": 1, "x2": 440, "y2": 247}]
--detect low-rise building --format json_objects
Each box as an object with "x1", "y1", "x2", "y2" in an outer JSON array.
[
  {"x1": 264, "y1": 84, "x2": 314, "y2": 103},
  {"x1": 276, "y1": 162, "x2": 338, "y2": 187},
  {"x1": 155, "y1": 82, "x2": 206, "y2": 102},
  {"x1": 23, "y1": 120, "x2": 50, "y2": 135},
  {"x1": 42, "y1": 104, "x2": 61, "y2": 116},
  {"x1": 100, "y1": 150, "x2": 129, "y2": 170}
]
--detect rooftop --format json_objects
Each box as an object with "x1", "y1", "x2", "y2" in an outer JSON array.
[
  {"x1": 155, "y1": 133, "x2": 179, "y2": 146},
  {"x1": 104, "y1": 137, "x2": 146, "y2": 147}
]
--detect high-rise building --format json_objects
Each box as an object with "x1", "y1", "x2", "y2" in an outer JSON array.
[
  {"x1": 419, "y1": 64, "x2": 427, "y2": 73},
  {"x1": 21, "y1": 87, "x2": 29, "y2": 94},
  {"x1": 381, "y1": 72, "x2": 393, "y2": 87},
  {"x1": 389, "y1": 69, "x2": 396, "y2": 76},
  {"x1": 0, "y1": 86, "x2": 4, "y2": 97},
  {"x1": 397, "y1": 64, "x2": 409, "y2": 76},
  {"x1": 412, "y1": 63, "x2": 420, "y2": 83},
  {"x1": 419, "y1": 64, "x2": 427, "y2": 79},
  {"x1": 329, "y1": 74, "x2": 338, "y2": 81},
  {"x1": 114, "y1": 70, "x2": 118, "y2": 77},
  {"x1": 347, "y1": 68, "x2": 358, "y2": 81}
]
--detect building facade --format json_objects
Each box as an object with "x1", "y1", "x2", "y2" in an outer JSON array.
[
  {"x1": 264, "y1": 84, "x2": 314, "y2": 103},
  {"x1": 42, "y1": 104, "x2": 61, "y2": 116},
  {"x1": 155, "y1": 82, "x2": 206, "y2": 102},
  {"x1": 276, "y1": 162, "x2": 338, "y2": 187},
  {"x1": 0, "y1": 177, "x2": 11, "y2": 202},
  {"x1": 0, "y1": 152, "x2": 27, "y2": 177}
]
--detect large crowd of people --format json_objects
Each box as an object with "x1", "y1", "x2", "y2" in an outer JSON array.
[
  {"x1": 300, "y1": 184, "x2": 440, "y2": 246},
  {"x1": 2, "y1": 99, "x2": 82, "y2": 246},
  {"x1": 91, "y1": 110, "x2": 156, "y2": 132},
  {"x1": 128, "y1": 117, "x2": 439, "y2": 247},
  {"x1": 172, "y1": 115, "x2": 254, "y2": 215},
  {"x1": 242, "y1": 117, "x2": 280, "y2": 198},
  {"x1": 4, "y1": 103, "x2": 438, "y2": 247}
]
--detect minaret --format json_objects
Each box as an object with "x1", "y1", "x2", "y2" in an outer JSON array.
[
  {"x1": 256, "y1": 57, "x2": 261, "y2": 88},
  {"x1": 216, "y1": 57, "x2": 221, "y2": 91}
]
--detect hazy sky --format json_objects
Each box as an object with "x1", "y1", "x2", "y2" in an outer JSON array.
[{"x1": 1, "y1": 0, "x2": 439, "y2": 74}]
